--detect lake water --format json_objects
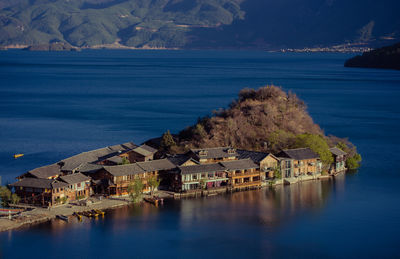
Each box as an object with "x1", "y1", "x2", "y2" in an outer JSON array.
[{"x1": 0, "y1": 50, "x2": 399, "y2": 258}]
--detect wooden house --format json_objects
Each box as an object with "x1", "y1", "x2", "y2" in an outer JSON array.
[
  {"x1": 92, "y1": 159, "x2": 176, "y2": 196},
  {"x1": 172, "y1": 163, "x2": 229, "y2": 192},
  {"x1": 166, "y1": 154, "x2": 199, "y2": 167},
  {"x1": 237, "y1": 150, "x2": 279, "y2": 180},
  {"x1": 58, "y1": 142, "x2": 136, "y2": 173},
  {"x1": 11, "y1": 178, "x2": 67, "y2": 207},
  {"x1": 277, "y1": 148, "x2": 320, "y2": 177},
  {"x1": 329, "y1": 147, "x2": 347, "y2": 174},
  {"x1": 189, "y1": 147, "x2": 239, "y2": 164},
  {"x1": 125, "y1": 144, "x2": 158, "y2": 162},
  {"x1": 18, "y1": 163, "x2": 62, "y2": 180},
  {"x1": 59, "y1": 173, "x2": 91, "y2": 200},
  {"x1": 220, "y1": 159, "x2": 262, "y2": 190},
  {"x1": 12, "y1": 172, "x2": 91, "y2": 207},
  {"x1": 278, "y1": 157, "x2": 294, "y2": 179}
]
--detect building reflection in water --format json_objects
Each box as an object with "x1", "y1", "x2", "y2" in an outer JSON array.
[
  {"x1": 178, "y1": 176, "x2": 346, "y2": 230},
  {"x1": 20, "y1": 175, "x2": 346, "y2": 241}
]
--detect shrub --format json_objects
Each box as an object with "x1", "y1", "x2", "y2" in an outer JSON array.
[{"x1": 294, "y1": 133, "x2": 333, "y2": 167}]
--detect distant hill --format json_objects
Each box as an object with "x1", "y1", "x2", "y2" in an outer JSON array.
[
  {"x1": 0, "y1": 0, "x2": 399, "y2": 49},
  {"x1": 345, "y1": 42, "x2": 400, "y2": 70}
]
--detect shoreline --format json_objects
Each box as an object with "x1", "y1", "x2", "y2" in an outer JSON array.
[
  {"x1": 0, "y1": 44, "x2": 367, "y2": 53},
  {"x1": 0, "y1": 173, "x2": 337, "y2": 233}
]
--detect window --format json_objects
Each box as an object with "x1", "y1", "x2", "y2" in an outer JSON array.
[{"x1": 77, "y1": 183, "x2": 81, "y2": 188}]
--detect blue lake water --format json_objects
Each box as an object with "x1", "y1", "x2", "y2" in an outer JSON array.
[{"x1": 0, "y1": 50, "x2": 400, "y2": 258}]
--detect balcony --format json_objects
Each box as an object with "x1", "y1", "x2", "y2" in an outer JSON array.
[{"x1": 232, "y1": 171, "x2": 260, "y2": 177}]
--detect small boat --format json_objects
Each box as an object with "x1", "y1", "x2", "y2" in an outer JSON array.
[
  {"x1": 81, "y1": 211, "x2": 93, "y2": 218},
  {"x1": 73, "y1": 212, "x2": 82, "y2": 220},
  {"x1": 144, "y1": 197, "x2": 164, "y2": 206},
  {"x1": 93, "y1": 209, "x2": 105, "y2": 216},
  {"x1": 14, "y1": 154, "x2": 24, "y2": 159},
  {"x1": 90, "y1": 210, "x2": 99, "y2": 217},
  {"x1": 56, "y1": 215, "x2": 69, "y2": 222}
]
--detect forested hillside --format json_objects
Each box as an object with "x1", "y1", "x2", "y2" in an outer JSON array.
[{"x1": 0, "y1": 0, "x2": 399, "y2": 49}]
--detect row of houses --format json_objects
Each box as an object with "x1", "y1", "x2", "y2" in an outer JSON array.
[{"x1": 9, "y1": 142, "x2": 347, "y2": 207}]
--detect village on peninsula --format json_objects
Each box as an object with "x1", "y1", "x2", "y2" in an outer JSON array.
[{"x1": 0, "y1": 86, "x2": 359, "y2": 231}]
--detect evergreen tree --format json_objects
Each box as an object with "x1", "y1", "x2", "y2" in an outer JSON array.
[{"x1": 160, "y1": 130, "x2": 176, "y2": 151}]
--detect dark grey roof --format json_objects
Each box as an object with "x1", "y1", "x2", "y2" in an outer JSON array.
[
  {"x1": 179, "y1": 163, "x2": 225, "y2": 175},
  {"x1": 76, "y1": 163, "x2": 103, "y2": 174},
  {"x1": 11, "y1": 178, "x2": 67, "y2": 189},
  {"x1": 191, "y1": 147, "x2": 238, "y2": 160},
  {"x1": 167, "y1": 154, "x2": 199, "y2": 166},
  {"x1": 237, "y1": 149, "x2": 276, "y2": 163},
  {"x1": 220, "y1": 159, "x2": 259, "y2": 171},
  {"x1": 59, "y1": 142, "x2": 136, "y2": 171},
  {"x1": 132, "y1": 144, "x2": 158, "y2": 157},
  {"x1": 60, "y1": 173, "x2": 90, "y2": 185},
  {"x1": 278, "y1": 148, "x2": 319, "y2": 160},
  {"x1": 28, "y1": 163, "x2": 62, "y2": 179},
  {"x1": 329, "y1": 147, "x2": 347, "y2": 156},
  {"x1": 105, "y1": 155, "x2": 124, "y2": 164},
  {"x1": 103, "y1": 164, "x2": 146, "y2": 177},
  {"x1": 136, "y1": 159, "x2": 176, "y2": 172}
]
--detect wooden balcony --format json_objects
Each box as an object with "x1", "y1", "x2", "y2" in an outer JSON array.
[
  {"x1": 232, "y1": 180, "x2": 262, "y2": 189},
  {"x1": 231, "y1": 171, "x2": 260, "y2": 178}
]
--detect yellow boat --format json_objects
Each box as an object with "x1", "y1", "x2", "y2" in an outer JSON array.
[
  {"x1": 14, "y1": 154, "x2": 24, "y2": 159},
  {"x1": 73, "y1": 212, "x2": 82, "y2": 220},
  {"x1": 93, "y1": 209, "x2": 105, "y2": 216},
  {"x1": 90, "y1": 210, "x2": 99, "y2": 217}
]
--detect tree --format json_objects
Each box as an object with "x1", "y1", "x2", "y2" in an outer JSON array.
[
  {"x1": 273, "y1": 166, "x2": 282, "y2": 179},
  {"x1": 336, "y1": 142, "x2": 362, "y2": 170},
  {"x1": 147, "y1": 175, "x2": 160, "y2": 196},
  {"x1": 119, "y1": 157, "x2": 130, "y2": 165},
  {"x1": 128, "y1": 178, "x2": 144, "y2": 203},
  {"x1": 0, "y1": 186, "x2": 20, "y2": 207},
  {"x1": 294, "y1": 133, "x2": 333, "y2": 168},
  {"x1": 160, "y1": 130, "x2": 176, "y2": 151}
]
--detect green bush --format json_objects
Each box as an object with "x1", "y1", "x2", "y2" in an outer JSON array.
[
  {"x1": 0, "y1": 186, "x2": 20, "y2": 207},
  {"x1": 294, "y1": 133, "x2": 333, "y2": 166}
]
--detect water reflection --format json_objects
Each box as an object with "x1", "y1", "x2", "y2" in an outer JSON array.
[
  {"x1": 177, "y1": 177, "x2": 345, "y2": 230},
  {"x1": 2, "y1": 177, "x2": 345, "y2": 242}
]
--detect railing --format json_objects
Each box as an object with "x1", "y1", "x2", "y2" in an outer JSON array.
[
  {"x1": 233, "y1": 181, "x2": 261, "y2": 187},
  {"x1": 232, "y1": 171, "x2": 260, "y2": 177}
]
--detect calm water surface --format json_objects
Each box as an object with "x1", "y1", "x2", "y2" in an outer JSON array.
[{"x1": 0, "y1": 50, "x2": 399, "y2": 258}]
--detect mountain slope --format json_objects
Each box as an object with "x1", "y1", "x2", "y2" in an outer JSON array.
[{"x1": 0, "y1": 0, "x2": 399, "y2": 49}]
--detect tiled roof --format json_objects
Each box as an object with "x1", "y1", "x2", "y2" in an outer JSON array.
[
  {"x1": 278, "y1": 148, "x2": 319, "y2": 160},
  {"x1": 191, "y1": 147, "x2": 238, "y2": 160},
  {"x1": 329, "y1": 147, "x2": 347, "y2": 156},
  {"x1": 105, "y1": 155, "x2": 124, "y2": 164},
  {"x1": 60, "y1": 173, "x2": 90, "y2": 185},
  {"x1": 103, "y1": 164, "x2": 145, "y2": 177},
  {"x1": 28, "y1": 163, "x2": 62, "y2": 179},
  {"x1": 220, "y1": 159, "x2": 259, "y2": 171},
  {"x1": 76, "y1": 163, "x2": 103, "y2": 174},
  {"x1": 132, "y1": 144, "x2": 158, "y2": 157},
  {"x1": 136, "y1": 159, "x2": 176, "y2": 172},
  {"x1": 11, "y1": 178, "x2": 67, "y2": 189},
  {"x1": 167, "y1": 154, "x2": 198, "y2": 166},
  {"x1": 237, "y1": 149, "x2": 276, "y2": 163},
  {"x1": 59, "y1": 142, "x2": 136, "y2": 171},
  {"x1": 179, "y1": 163, "x2": 225, "y2": 175}
]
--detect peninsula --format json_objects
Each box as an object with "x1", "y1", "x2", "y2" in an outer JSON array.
[
  {"x1": 345, "y1": 42, "x2": 400, "y2": 70},
  {"x1": 0, "y1": 85, "x2": 361, "y2": 232}
]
